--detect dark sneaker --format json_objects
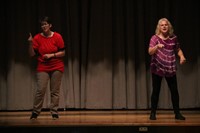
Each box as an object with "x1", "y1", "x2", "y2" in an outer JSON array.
[
  {"x1": 175, "y1": 113, "x2": 186, "y2": 120},
  {"x1": 149, "y1": 112, "x2": 156, "y2": 120},
  {"x1": 52, "y1": 114, "x2": 59, "y2": 120},
  {"x1": 30, "y1": 112, "x2": 38, "y2": 120}
]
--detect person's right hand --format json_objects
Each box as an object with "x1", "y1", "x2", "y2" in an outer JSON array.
[
  {"x1": 157, "y1": 43, "x2": 164, "y2": 49},
  {"x1": 28, "y1": 33, "x2": 33, "y2": 42}
]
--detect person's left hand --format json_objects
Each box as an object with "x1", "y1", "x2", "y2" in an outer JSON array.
[{"x1": 180, "y1": 56, "x2": 186, "y2": 65}]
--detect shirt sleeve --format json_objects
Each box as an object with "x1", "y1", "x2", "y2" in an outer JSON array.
[
  {"x1": 55, "y1": 32, "x2": 65, "y2": 50},
  {"x1": 149, "y1": 35, "x2": 157, "y2": 48}
]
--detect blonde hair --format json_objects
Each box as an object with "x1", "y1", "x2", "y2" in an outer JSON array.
[{"x1": 155, "y1": 18, "x2": 174, "y2": 36}]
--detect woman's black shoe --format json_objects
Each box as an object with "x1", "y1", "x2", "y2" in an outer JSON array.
[
  {"x1": 30, "y1": 112, "x2": 38, "y2": 120},
  {"x1": 52, "y1": 114, "x2": 59, "y2": 120},
  {"x1": 175, "y1": 113, "x2": 185, "y2": 120},
  {"x1": 149, "y1": 112, "x2": 156, "y2": 120}
]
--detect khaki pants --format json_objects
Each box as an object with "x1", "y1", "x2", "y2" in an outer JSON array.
[{"x1": 32, "y1": 70, "x2": 63, "y2": 115}]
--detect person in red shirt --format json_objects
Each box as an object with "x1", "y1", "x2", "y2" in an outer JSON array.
[{"x1": 28, "y1": 16, "x2": 65, "y2": 120}]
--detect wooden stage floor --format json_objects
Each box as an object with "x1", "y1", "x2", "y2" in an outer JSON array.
[{"x1": 0, "y1": 109, "x2": 200, "y2": 133}]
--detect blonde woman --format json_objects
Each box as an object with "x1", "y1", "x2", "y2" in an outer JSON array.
[{"x1": 148, "y1": 18, "x2": 186, "y2": 120}]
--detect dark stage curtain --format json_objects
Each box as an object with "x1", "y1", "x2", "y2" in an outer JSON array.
[{"x1": 0, "y1": 0, "x2": 199, "y2": 110}]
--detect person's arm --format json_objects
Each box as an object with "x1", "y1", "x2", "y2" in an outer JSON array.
[
  {"x1": 28, "y1": 33, "x2": 36, "y2": 57},
  {"x1": 177, "y1": 48, "x2": 186, "y2": 65},
  {"x1": 43, "y1": 50, "x2": 65, "y2": 59},
  {"x1": 54, "y1": 50, "x2": 65, "y2": 58},
  {"x1": 148, "y1": 44, "x2": 164, "y2": 55}
]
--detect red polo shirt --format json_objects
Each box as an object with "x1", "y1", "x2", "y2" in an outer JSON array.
[{"x1": 32, "y1": 32, "x2": 65, "y2": 72}]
